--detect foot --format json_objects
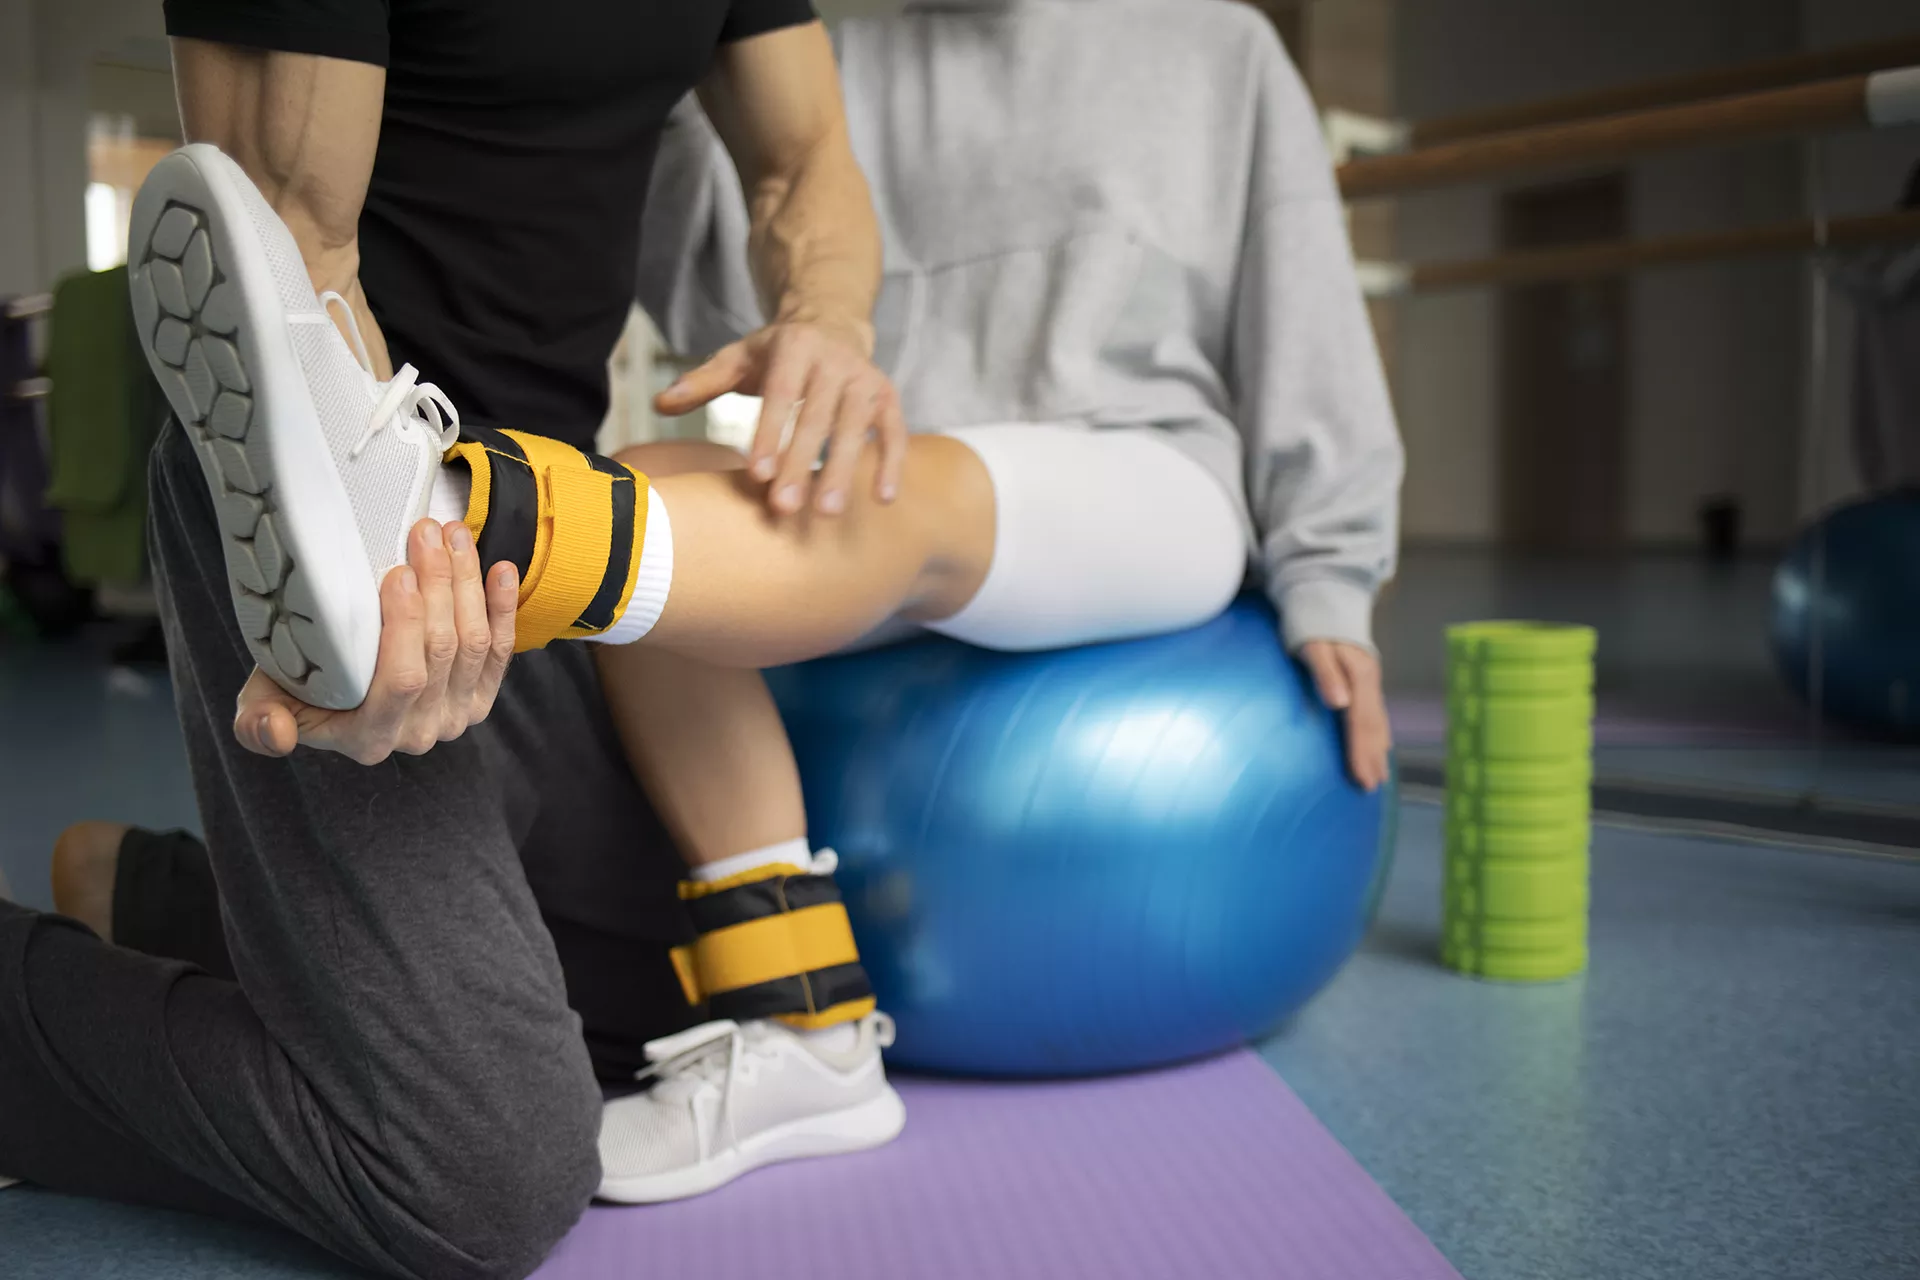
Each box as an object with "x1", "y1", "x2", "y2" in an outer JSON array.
[
  {"x1": 127, "y1": 144, "x2": 457, "y2": 710},
  {"x1": 596, "y1": 1013, "x2": 904, "y2": 1204},
  {"x1": 50, "y1": 821, "x2": 128, "y2": 940}
]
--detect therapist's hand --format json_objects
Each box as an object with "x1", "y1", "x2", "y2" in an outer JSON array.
[
  {"x1": 1300, "y1": 640, "x2": 1392, "y2": 792},
  {"x1": 233, "y1": 520, "x2": 518, "y2": 765},
  {"x1": 654, "y1": 316, "x2": 907, "y2": 519}
]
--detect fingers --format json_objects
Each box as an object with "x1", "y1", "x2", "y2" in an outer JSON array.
[
  {"x1": 229, "y1": 529, "x2": 509, "y2": 767},
  {"x1": 765, "y1": 369, "x2": 836, "y2": 515},
  {"x1": 1302, "y1": 641, "x2": 1392, "y2": 791},
  {"x1": 815, "y1": 372, "x2": 900, "y2": 514},
  {"x1": 1336, "y1": 646, "x2": 1393, "y2": 792},
  {"x1": 396, "y1": 520, "x2": 459, "y2": 755},
  {"x1": 441, "y1": 521, "x2": 493, "y2": 736},
  {"x1": 232, "y1": 668, "x2": 305, "y2": 758},
  {"x1": 471, "y1": 561, "x2": 520, "y2": 722},
  {"x1": 404, "y1": 521, "x2": 459, "y2": 749},
  {"x1": 747, "y1": 350, "x2": 805, "y2": 487},
  {"x1": 872, "y1": 383, "x2": 906, "y2": 504},
  {"x1": 1300, "y1": 641, "x2": 1352, "y2": 711},
  {"x1": 812, "y1": 380, "x2": 878, "y2": 515},
  {"x1": 342, "y1": 559, "x2": 431, "y2": 765},
  {"x1": 1320, "y1": 644, "x2": 1397, "y2": 794},
  {"x1": 654, "y1": 343, "x2": 750, "y2": 417}
]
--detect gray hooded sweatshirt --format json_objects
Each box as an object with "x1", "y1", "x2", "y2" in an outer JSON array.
[{"x1": 639, "y1": 0, "x2": 1403, "y2": 652}]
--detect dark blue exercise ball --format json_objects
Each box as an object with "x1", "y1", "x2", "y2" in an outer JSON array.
[
  {"x1": 1771, "y1": 492, "x2": 1920, "y2": 738},
  {"x1": 765, "y1": 596, "x2": 1392, "y2": 1077}
]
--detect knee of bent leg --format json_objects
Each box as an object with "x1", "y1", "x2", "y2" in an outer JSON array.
[
  {"x1": 613, "y1": 438, "x2": 747, "y2": 479},
  {"x1": 400, "y1": 1067, "x2": 601, "y2": 1280}
]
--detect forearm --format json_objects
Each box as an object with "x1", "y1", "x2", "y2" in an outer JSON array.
[
  {"x1": 170, "y1": 38, "x2": 392, "y2": 377},
  {"x1": 696, "y1": 21, "x2": 881, "y2": 356},
  {"x1": 742, "y1": 132, "x2": 881, "y2": 355}
]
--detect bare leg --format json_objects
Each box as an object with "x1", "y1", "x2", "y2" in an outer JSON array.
[
  {"x1": 640, "y1": 432, "x2": 996, "y2": 668},
  {"x1": 50, "y1": 821, "x2": 128, "y2": 940},
  {"x1": 594, "y1": 442, "x2": 807, "y2": 869}
]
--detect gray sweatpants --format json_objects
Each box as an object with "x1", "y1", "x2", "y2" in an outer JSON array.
[{"x1": 0, "y1": 418, "x2": 695, "y2": 1279}]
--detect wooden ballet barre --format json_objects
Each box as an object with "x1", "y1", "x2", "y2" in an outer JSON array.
[
  {"x1": 1411, "y1": 33, "x2": 1920, "y2": 147},
  {"x1": 1363, "y1": 208, "x2": 1920, "y2": 297},
  {"x1": 1339, "y1": 66, "x2": 1920, "y2": 201}
]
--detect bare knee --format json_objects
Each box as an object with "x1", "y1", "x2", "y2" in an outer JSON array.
[
  {"x1": 895, "y1": 434, "x2": 996, "y2": 617},
  {"x1": 613, "y1": 438, "x2": 746, "y2": 479}
]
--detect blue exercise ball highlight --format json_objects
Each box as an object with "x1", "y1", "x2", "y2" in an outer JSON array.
[
  {"x1": 1771, "y1": 492, "x2": 1920, "y2": 738},
  {"x1": 767, "y1": 596, "x2": 1392, "y2": 1077}
]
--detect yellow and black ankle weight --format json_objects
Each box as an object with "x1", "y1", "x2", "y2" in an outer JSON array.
[{"x1": 670, "y1": 861, "x2": 876, "y2": 1031}]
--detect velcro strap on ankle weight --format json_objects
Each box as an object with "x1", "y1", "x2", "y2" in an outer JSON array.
[
  {"x1": 444, "y1": 426, "x2": 645, "y2": 651},
  {"x1": 669, "y1": 864, "x2": 876, "y2": 1030}
]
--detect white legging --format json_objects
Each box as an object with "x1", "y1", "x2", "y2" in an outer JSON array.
[{"x1": 871, "y1": 422, "x2": 1248, "y2": 652}]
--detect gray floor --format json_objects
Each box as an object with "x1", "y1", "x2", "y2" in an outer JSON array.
[
  {"x1": 8, "y1": 791, "x2": 1916, "y2": 1278},
  {"x1": 4, "y1": 552, "x2": 1919, "y2": 1278},
  {"x1": 1266, "y1": 803, "x2": 1920, "y2": 1280},
  {"x1": 0, "y1": 636, "x2": 198, "y2": 910}
]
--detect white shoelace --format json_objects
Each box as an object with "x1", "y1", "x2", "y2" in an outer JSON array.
[
  {"x1": 318, "y1": 291, "x2": 460, "y2": 459},
  {"x1": 636, "y1": 1021, "x2": 784, "y2": 1161}
]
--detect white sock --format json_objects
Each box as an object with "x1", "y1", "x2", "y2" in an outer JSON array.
[
  {"x1": 799, "y1": 1021, "x2": 861, "y2": 1053},
  {"x1": 688, "y1": 840, "x2": 864, "y2": 1054},
  {"x1": 427, "y1": 464, "x2": 471, "y2": 526},
  {"x1": 689, "y1": 837, "x2": 813, "y2": 884},
  {"x1": 595, "y1": 480, "x2": 673, "y2": 645}
]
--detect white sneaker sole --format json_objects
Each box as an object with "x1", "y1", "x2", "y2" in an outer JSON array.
[
  {"x1": 128, "y1": 147, "x2": 379, "y2": 710},
  {"x1": 596, "y1": 1084, "x2": 906, "y2": 1204}
]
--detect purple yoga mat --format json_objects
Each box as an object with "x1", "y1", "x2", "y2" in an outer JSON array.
[{"x1": 535, "y1": 1050, "x2": 1459, "y2": 1280}]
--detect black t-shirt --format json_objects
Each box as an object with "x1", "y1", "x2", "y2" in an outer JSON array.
[{"x1": 163, "y1": 0, "x2": 813, "y2": 449}]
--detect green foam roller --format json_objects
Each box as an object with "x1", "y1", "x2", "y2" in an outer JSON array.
[
  {"x1": 1447, "y1": 787, "x2": 1590, "y2": 829},
  {"x1": 1447, "y1": 620, "x2": 1598, "y2": 667},
  {"x1": 1446, "y1": 754, "x2": 1593, "y2": 795},
  {"x1": 1447, "y1": 688, "x2": 1595, "y2": 729},
  {"x1": 1446, "y1": 699, "x2": 1593, "y2": 761},
  {"x1": 1449, "y1": 657, "x2": 1593, "y2": 699},
  {"x1": 1442, "y1": 619, "x2": 1595, "y2": 984},
  {"x1": 1442, "y1": 936, "x2": 1587, "y2": 982},
  {"x1": 1443, "y1": 912, "x2": 1584, "y2": 953},
  {"x1": 1445, "y1": 853, "x2": 1589, "y2": 919},
  {"x1": 1446, "y1": 819, "x2": 1589, "y2": 860}
]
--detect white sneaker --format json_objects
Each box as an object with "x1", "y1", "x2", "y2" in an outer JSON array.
[
  {"x1": 596, "y1": 1014, "x2": 905, "y2": 1203},
  {"x1": 127, "y1": 144, "x2": 459, "y2": 710}
]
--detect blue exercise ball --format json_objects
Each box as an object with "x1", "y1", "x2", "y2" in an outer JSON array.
[
  {"x1": 766, "y1": 596, "x2": 1393, "y2": 1077},
  {"x1": 1771, "y1": 492, "x2": 1920, "y2": 738}
]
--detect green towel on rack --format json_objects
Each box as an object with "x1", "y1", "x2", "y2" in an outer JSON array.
[{"x1": 44, "y1": 265, "x2": 163, "y2": 586}]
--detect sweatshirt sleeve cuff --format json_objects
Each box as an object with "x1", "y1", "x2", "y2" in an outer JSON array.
[{"x1": 1272, "y1": 577, "x2": 1377, "y2": 655}]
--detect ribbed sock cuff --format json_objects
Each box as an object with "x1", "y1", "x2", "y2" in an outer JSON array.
[
  {"x1": 596, "y1": 482, "x2": 672, "y2": 645},
  {"x1": 689, "y1": 838, "x2": 813, "y2": 884}
]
